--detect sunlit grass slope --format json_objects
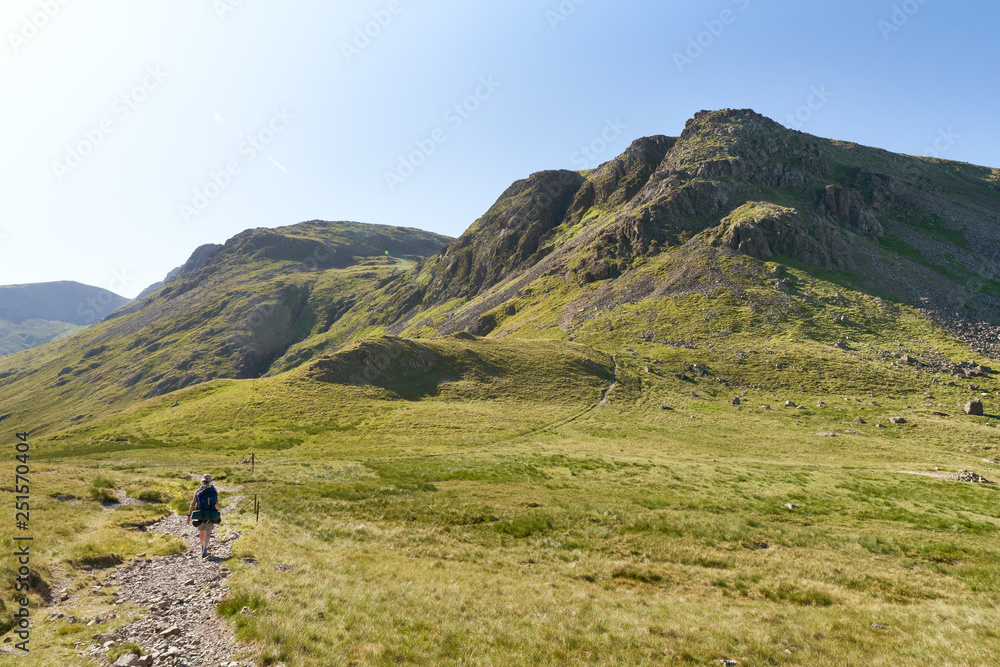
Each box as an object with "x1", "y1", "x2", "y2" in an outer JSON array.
[{"x1": 7, "y1": 313, "x2": 1000, "y2": 665}]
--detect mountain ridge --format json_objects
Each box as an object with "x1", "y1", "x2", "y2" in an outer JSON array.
[
  {"x1": 347, "y1": 109, "x2": 1000, "y2": 355},
  {"x1": 3, "y1": 108, "x2": 1000, "y2": 433}
]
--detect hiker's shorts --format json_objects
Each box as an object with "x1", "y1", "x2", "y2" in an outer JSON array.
[{"x1": 197, "y1": 522, "x2": 215, "y2": 533}]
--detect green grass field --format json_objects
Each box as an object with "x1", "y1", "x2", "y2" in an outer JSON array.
[{"x1": 5, "y1": 303, "x2": 1000, "y2": 665}]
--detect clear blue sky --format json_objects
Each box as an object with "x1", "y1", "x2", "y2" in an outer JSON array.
[{"x1": 1, "y1": 0, "x2": 996, "y2": 297}]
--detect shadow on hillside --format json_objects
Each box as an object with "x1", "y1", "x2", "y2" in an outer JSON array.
[{"x1": 309, "y1": 339, "x2": 503, "y2": 401}]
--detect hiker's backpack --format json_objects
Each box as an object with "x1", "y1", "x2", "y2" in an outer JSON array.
[
  {"x1": 192, "y1": 485, "x2": 222, "y2": 526},
  {"x1": 196, "y1": 485, "x2": 218, "y2": 511}
]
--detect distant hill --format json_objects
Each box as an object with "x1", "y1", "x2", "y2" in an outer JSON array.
[
  {"x1": 0, "y1": 281, "x2": 130, "y2": 355},
  {"x1": 0, "y1": 221, "x2": 452, "y2": 431}
]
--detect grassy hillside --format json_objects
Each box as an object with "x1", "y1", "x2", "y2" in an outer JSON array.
[
  {"x1": 338, "y1": 110, "x2": 1000, "y2": 362},
  {"x1": 0, "y1": 281, "x2": 130, "y2": 356},
  {"x1": 8, "y1": 264, "x2": 1000, "y2": 665},
  {"x1": 0, "y1": 319, "x2": 83, "y2": 356},
  {"x1": 5, "y1": 110, "x2": 1000, "y2": 665},
  {"x1": 0, "y1": 221, "x2": 450, "y2": 434}
]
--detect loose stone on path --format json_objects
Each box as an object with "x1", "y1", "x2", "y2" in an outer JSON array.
[{"x1": 79, "y1": 503, "x2": 254, "y2": 666}]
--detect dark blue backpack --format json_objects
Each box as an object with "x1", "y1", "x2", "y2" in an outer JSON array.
[{"x1": 196, "y1": 485, "x2": 217, "y2": 511}]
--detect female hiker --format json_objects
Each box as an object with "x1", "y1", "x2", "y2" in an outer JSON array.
[{"x1": 187, "y1": 474, "x2": 219, "y2": 557}]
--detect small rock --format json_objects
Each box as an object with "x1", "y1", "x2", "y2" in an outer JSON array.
[
  {"x1": 871, "y1": 623, "x2": 891, "y2": 631},
  {"x1": 954, "y1": 470, "x2": 994, "y2": 484},
  {"x1": 784, "y1": 400, "x2": 797, "y2": 408},
  {"x1": 783, "y1": 503, "x2": 800, "y2": 510},
  {"x1": 854, "y1": 417, "x2": 866, "y2": 424},
  {"x1": 113, "y1": 654, "x2": 138, "y2": 667},
  {"x1": 159, "y1": 626, "x2": 181, "y2": 638},
  {"x1": 183, "y1": 579, "x2": 195, "y2": 586},
  {"x1": 658, "y1": 404, "x2": 673, "y2": 410},
  {"x1": 965, "y1": 398, "x2": 984, "y2": 416},
  {"x1": 730, "y1": 397, "x2": 741, "y2": 406},
  {"x1": 889, "y1": 416, "x2": 906, "y2": 424},
  {"x1": 816, "y1": 432, "x2": 836, "y2": 437}
]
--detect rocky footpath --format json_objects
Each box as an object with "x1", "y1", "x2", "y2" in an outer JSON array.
[{"x1": 77, "y1": 501, "x2": 254, "y2": 667}]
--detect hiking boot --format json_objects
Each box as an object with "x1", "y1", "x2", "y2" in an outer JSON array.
[{"x1": 202, "y1": 547, "x2": 208, "y2": 558}]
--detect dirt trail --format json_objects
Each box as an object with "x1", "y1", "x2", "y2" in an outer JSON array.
[
  {"x1": 78, "y1": 490, "x2": 255, "y2": 666},
  {"x1": 598, "y1": 355, "x2": 618, "y2": 409},
  {"x1": 894, "y1": 470, "x2": 954, "y2": 479}
]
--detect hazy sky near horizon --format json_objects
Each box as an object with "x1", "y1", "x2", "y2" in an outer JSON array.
[{"x1": 1, "y1": 0, "x2": 997, "y2": 298}]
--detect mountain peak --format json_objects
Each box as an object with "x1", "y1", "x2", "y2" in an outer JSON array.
[{"x1": 686, "y1": 107, "x2": 777, "y2": 130}]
